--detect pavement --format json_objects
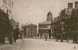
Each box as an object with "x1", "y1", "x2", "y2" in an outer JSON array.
[{"x1": 0, "y1": 38, "x2": 78, "y2": 50}]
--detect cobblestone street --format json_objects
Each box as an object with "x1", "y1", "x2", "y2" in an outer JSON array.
[{"x1": 0, "y1": 39, "x2": 78, "y2": 50}]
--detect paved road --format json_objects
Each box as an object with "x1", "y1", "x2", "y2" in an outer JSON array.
[{"x1": 0, "y1": 39, "x2": 78, "y2": 50}]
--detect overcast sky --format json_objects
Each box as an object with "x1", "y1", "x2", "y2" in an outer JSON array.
[{"x1": 12, "y1": 0, "x2": 78, "y2": 25}]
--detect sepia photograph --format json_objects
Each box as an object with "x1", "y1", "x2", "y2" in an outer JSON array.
[{"x1": 0, "y1": 0, "x2": 78, "y2": 50}]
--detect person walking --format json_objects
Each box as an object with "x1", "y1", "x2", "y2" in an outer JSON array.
[{"x1": 44, "y1": 33, "x2": 48, "y2": 41}]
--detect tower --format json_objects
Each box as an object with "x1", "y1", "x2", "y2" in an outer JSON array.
[
  {"x1": 47, "y1": 11, "x2": 53, "y2": 39},
  {"x1": 75, "y1": 1, "x2": 78, "y2": 8},
  {"x1": 68, "y1": 2, "x2": 73, "y2": 8},
  {"x1": 65, "y1": 2, "x2": 73, "y2": 16},
  {"x1": 46, "y1": 11, "x2": 53, "y2": 21}
]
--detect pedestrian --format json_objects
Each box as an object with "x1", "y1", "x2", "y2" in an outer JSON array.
[
  {"x1": 73, "y1": 45, "x2": 77, "y2": 50},
  {"x1": 44, "y1": 33, "x2": 48, "y2": 41},
  {"x1": 13, "y1": 26, "x2": 19, "y2": 42}
]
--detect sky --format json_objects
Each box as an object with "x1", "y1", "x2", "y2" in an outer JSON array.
[{"x1": 12, "y1": 0, "x2": 78, "y2": 25}]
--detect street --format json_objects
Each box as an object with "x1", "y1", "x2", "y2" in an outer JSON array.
[{"x1": 0, "y1": 38, "x2": 78, "y2": 50}]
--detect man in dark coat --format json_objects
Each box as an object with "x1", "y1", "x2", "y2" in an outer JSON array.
[{"x1": 13, "y1": 25, "x2": 20, "y2": 42}]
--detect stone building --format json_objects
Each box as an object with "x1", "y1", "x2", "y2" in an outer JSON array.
[
  {"x1": 38, "y1": 11, "x2": 53, "y2": 39},
  {"x1": 52, "y1": 1, "x2": 78, "y2": 42},
  {"x1": 23, "y1": 24, "x2": 37, "y2": 38}
]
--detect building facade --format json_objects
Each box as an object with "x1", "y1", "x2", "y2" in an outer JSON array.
[
  {"x1": 23, "y1": 24, "x2": 37, "y2": 38},
  {"x1": 38, "y1": 11, "x2": 53, "y2": 39},
  {"x1": 52, "y1": 1, "x2": 78, "y2": 42},
  {"x1": 0, "y1": 0, "x2": 14, "y2": 20}
]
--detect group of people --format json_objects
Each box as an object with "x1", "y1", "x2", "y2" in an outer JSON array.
[{"x1": 9, "y1": 24, "x2": 24, "y2": 44}]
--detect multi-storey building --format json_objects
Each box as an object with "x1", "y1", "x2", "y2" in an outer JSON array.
[
  {"x1": 52, "y1": 1, "x2": 78, "y2": 42},
  {"x1": 0, "y1": 0, "x2": 14, "y2": 19}
]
